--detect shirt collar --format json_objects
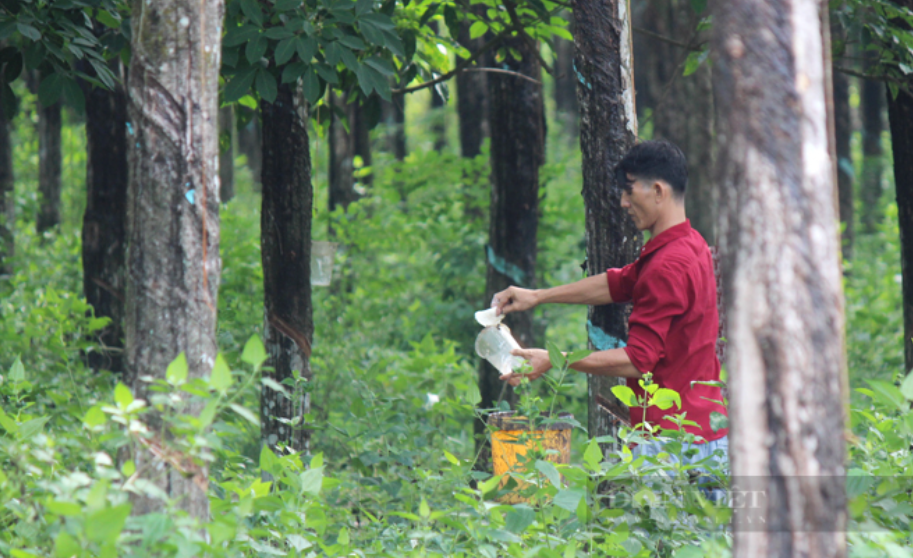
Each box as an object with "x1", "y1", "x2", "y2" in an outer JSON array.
[{"x1": 639, "y1": 219, "x2": 692, "y2": 259}]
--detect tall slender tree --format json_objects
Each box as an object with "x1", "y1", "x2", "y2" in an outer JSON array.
[
  {"x1": 860, "y1": 30, "x2": 885, "y2": 233},
  {"x1": 476, "y1": 14, "x2": 544, "y2": 463},
  {"x1": 713, "y1": 0, "x2": 847, "y2": 553},
  {"x1": 219, "y1": 105, "x2": 235, "y2": 202},
  {"x1": 651, "y1": 0, "x2": 716, "y2": 244},
  {"x1": 553, "y1": 12, "x2": 577, "y2": 132},
  {"x1": 125, "y1": 0, "x2": 223, "y2": 518},
  {"x1": 834, "y1": 68, "x2": 854, "y2": 260},
  {"x1": 81, "y1": 60, "x2": 128, "y2": 372},
  {"x1": 36, "y1": 88, "x2": 61, "y2": 234},
  {"x1": 329, "y1": 91, "x2": 359, "y2": 213},
  {"x1": 573, "y1": 0, "x2": 641, "y2": 439},
  {"x1": 260, "y1": 82, "x2": 313, "y2": 453},
  {"x1": 456, "y1": 18, "x2": 488, "y2": 160},
  {"x1": 0, "y1": 82, "x2": 12, "y2": 275}
]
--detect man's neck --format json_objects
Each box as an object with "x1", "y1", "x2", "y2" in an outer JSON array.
[{"x1": 647, "y1": 206, "x2": 688, "y2": 238}]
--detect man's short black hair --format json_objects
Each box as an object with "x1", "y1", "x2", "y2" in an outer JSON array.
[{"x1": 614, "y1": 140, "x2": 688, "y2": 197}]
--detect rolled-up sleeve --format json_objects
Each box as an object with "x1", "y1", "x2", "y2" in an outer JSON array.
[
  {"x1": 623, "y1": 269, "x2": 688, "y2": 373},
  {"x1": 606, "y1": 263, "x2": 638, "y2": 303}
]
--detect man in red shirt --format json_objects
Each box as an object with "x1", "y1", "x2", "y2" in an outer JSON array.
[{"x1": 492, "y1": 140, "x2": 728, "y2": 459}]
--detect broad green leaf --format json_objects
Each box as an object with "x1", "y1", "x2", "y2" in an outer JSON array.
[
  {"x1": 339, "y1": 34, "x2": 366, "y2": 50},
  {"x1": 46, "y1": 500, "x2": 82, "y2": 516},
  {"x1": 310, "y1": 452, "x2": 324, "y2": 469},
  {"x1": 650, "y1": 388, "x2": 681, "y2": 410},
  {"x1": 229, "y1": 403, "x2": 260, "y2": 426},
  {"x1": 241, "y1": 335, "x2": 268, "y2": 367},
  {"x1": 97, "y1": 10, "x2": 121, "y2": 29},
  {"x1": 583, "y1": 438, "x2": 602, "y2": 469},
  {"x1": 198, "y1": 398, "x2": 219, "y2": 429},
  {"x1": 114, "y1": 382, "x2": 133, "y2": 408},
  {"x1": 478, "y1": 474, "x2": 502, "y2": 495},
  {"x1": 0, "y1": 406, "x2": 18, "y2": 433},
  {"x1": 264, "y1": 26, "x2": 294, "y2": 40},
  {"x1": 364, "y1": 56, "x2": 394, "y2": 76},
  {"x1": 444, "y1": 450, "x2": 459, "y2": 465},
  {"x1": 901, "y1": 371, "x2": 913, "y2": 400},
  {"x1": 710, "y1": 411, "x2": 729, "y2": 432},
  {"x1": 504, "y1": 505, "x2": 535, "y2": 533},
  {"x1": 210, "y1": 353, "x2": 233, "y2": 392},
  {"x1": 62, "y1": 76, "x2": 85, "y2": 114},
  {"x1": 546, "y1": 341, "x2": 565, "y2": 370},
  {"x1": 300, "y1": 466, "x2": 324, "y2": 496},
  {"x1": 19, "y1": 416, "x2": 49, "y2": 439},
  {"x1": 9, "y1": 356, "x2": 24, "y2": 382},
  {"x1": 86, "y1": 503, "x2": 132, "y2": 545},
  {"x1": 281, "y1": 61, "x2": 308, "y2": 84},
  {"x1": 54, "y1": 530, "x2": 80, "y2": 558},
  {"x1": 16, "y1": 23, "x2": 41, "y2": 41},
  {"x1": 419, "y1": 498, "x2": 430, "y2": 518},
  {"x1": 260, "y1": 444, "x2": 278, "y2": 472},
  {"x1": 469, "y1": 21, "x2": 488, "y2": 39},
  {"x1": 246, "y1": 35, "x2": 268, "y2": 65},
  {"x1": 166, "y1": 353, "x2": 188, "y2": 385},
  {"x1": 610, "y1": 385, "x2": 636, "y2": 407},
  {"x1": 865, "y1": 379, "x2": 906, "y2": 411},
  {"x1": 274, "y1": 0, "x2": 303, "y2": 10},
  {"x1": 339, "y1": 45, "x2": 358, "y2": 70},
  {"x1": 673, "y1": 545, "x2": 705, "y2": 558},
  {"x1": 240, "y1": 0, "x2": 264, "y2": 26},
  {"x1": 535, "y1": 460, "x2": 561, "y2": 488},
  {"x1": 296, "y1": 36, "x2": 318, "y2": 64},
  {"x1": 83, "y1": 405, "x2": 107, "y2": 428},
  {"x1": 38, "y1": 73, "x2": 65, "y2": 107},
  {"x1": 683, "y1": 49, "x2": 710, "y2": 76},
  {"x1": 553, "y1": 488, "x2": 585, "y2": 512},
  {"x1": 274, "y1": 37, "x2": 297, "y2": 65},
  {"x1": 121, "y1": 460, "x2": 136, "y2": 477},
  {"x1": 255, "y1": 69, "x2": 278, "y2": 103}
]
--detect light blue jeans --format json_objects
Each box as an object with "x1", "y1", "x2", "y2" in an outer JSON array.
[{"x1": 632, "y1": 435, "x2": 729, "y2": 501}]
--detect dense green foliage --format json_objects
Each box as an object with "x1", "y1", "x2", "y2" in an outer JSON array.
[{"x1": 2, "y1": 79, "x2": 913, "y2": 558}]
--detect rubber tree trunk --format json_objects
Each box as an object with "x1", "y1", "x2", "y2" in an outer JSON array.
[
  {"x1": 553, "y1": 11, "x2": 577, "y2": 134},
  {"x1": 352, "y1": 98, "x2": 372, "y2": 187},
  {"x1": 860, "y1": 30, "x2": 885, "y2": 234},
  {"x1": 573, "y1": 0, "x2": 641, "y2": 441},
  {"x1": 0, "y1": 88, "x2": 13, "y2": 275},
  {"x1": 456, "y1": 19, "x2": 488, "y2": 160},
  {"x1": 381, "y1": 92, "x2": 406, "y2": 160},
  {"x1": 36, "y1": 93, "x2": 61, "y2": 234},
  {"x1": 219, "y1": 104, "x2": 235, "y2": 202},
  {"x1": 631, "y1": 0, "x2": 664, "y2": 122},
  {"x1": 474, "y1": 25, "x2": 544, "y2": 466},
  {"x1": 81, "y1": 63, "x2": 128, "y2": 373},
  {"x1": 125, "y1": 0, "x2": 223, "y2": 519},
  {"x1": 834, "y1": 66, "x2": 854, "y2": 261},
  {"x1": 712, "y1": 0, "x2": 848, "y2": 553},
  {"x1": 651, "y1": 0, "x2": 716, "y2": 244},
  {"x1": 260, "y1": 82, "x2": 313, "y2": 454}
]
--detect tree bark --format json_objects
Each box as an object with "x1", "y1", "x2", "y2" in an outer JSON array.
[
  {"x1": 651, "y1": 0, "x2": 716, "y2": 244},
  {"x1": 260, "y1": 82, "x2": 313, "y2": 454},
  {"x1": 81, "y1": 61, "x2": 128, "y2": 373},
  {"x1": 36, "y1": 93, "x2": 61, "y2": 234},
  {"x1": 456, "y1": 19, "x2": 488, "y2": 159},
  {"x1": 381, "y1": 92, "x2": 406, "y2": 160},
  {"x1": 0, "y1": 85, "x2": 13, "y2": 276},
  {"x1": 475, "y1": 24, "x2": 544, "y2": 465},
  {"x1": 860, "y1": 29, "x2": 885, "y2": 234},
  {"x1": 573, "y1": 0, "x2": 641, "y2": 441},
  {"x1": 553, "y1": 11, "x2": 577, "y2": 134},
  {"x1": 712, "y1": 0, "x2": 847, "y2": 554},
  {"x1": 834, "y1": 66, "x2": 854, "y2": 260},
  {"x1": 126, "y1": 0, "x2": 223, "y2": 518},
  {"x1": 328, "y1": 91, "x2": 358, "y2": 213},
  {"x1": 219, "y1": 104, "x2": 235, "y2": 202},
  {"x1": 237, "y1": 107, "x2": 261, "y2": 190},
  {"x1": 429, "y1": 22, "x2": 448, "y2": 152}
]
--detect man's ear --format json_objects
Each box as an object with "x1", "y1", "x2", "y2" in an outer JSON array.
[{"x1": 652, "y1": 180, "x2": 667, "y2": 202}]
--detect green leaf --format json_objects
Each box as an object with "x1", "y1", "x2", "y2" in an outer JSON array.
[
  {"x1": 300, "y1": 466, "x2": 324, "y2": 496},
  {"x1": 710, "y1": 411, "x2": 729, "y2": 432},
  {"x1": 224, "y1": 65, "x2": 258, "y2": 103},
  {"x1": 9, "y1": 356, "x2": 24, "y2": 382},
  {"x1": 210, "y1": 353, "x2": 233, "y2": 392},
  {"x1": 246, "y1": 35, "x2": 268, "y2": 64},
  {"x1": 241, "y1": 335, "x2": 268, "y2": 367},
  {"x1": 504, "y1": 505, "x2": 535, "y2": 533},
  {"x1": 419, "y1": 498, "x2": 430, "y2": 518},
  {"x1": 260, "y1": 444, "x2": 278, "y2": 472},
  {"x1": 230, "y1": 403, "x2": 260, "y2": 426},
  {"x1": 86, "y1": 504, "x2": 132, "y2": 545},
  {"x1": 166, "y1": 352, "x2": 189, "y2": 386},
  {"x1": 274, "y1": 37, "x2": 297, "y2": 65},
  {"x1": 324, "y1": 42, "x2": 343, "y2": 66},
  {"x1": 224, "y1": 24, "x2": 260, "y2": 47},
  {"x1": 0, "y1": 406, "x2": 18, "y2": 434},
  {"x1": 355, "y1": 0, "x2": 373, "y2": 15},
  {"x1": 534, "y1": 460, "x2": 561, "y2": 488},
  {"x1": 62, "y1": 76, "x2": 85, "y2": 114},
  {"x1": 264, "y1": 26, "x2": 294, "y2": 40},
  {"x1": 54, "y1": 531, "x2": 80, "y2": 558},
  {"x1": 583, "y1": 438, "x2": 602, "y2": 469},
  {"x1": 240, "y1": 0, "x2": 264, "y2": 26},
  {"x1": 546, "y1": 341, "x2": 566, "y2": 370},
  {"x1": 274, "y1": 0, "x2": 303, "y2": 10},
  {"x1": 16, "y1": 23, "x2": 41, "y2": 41},
  {"x1": 865, "y1": 379, "x2": 906, "y2": 411},
  {"x1": 690, "y1": 0, "x2": 708, "y2": 14},
  {"x1": 38, "y1": 73, "x2": 65, "y2": 107},
  {"x1": 650, "y1": 388, "x2": 681, "y2": 410},
  {"x1": 83, "y1": 405, "x2": 107, "y2": 428},
  {"x1": 673, "y1": 545, "x2": 705, "y2": 558},
  {"x1": 364, "y1": 56, "x2": 394, "y2": 76},
  {"x1": 610, "y1": 385, "x2": 637, "y2": 407},
  {"x1": 47, "y1": 500, "x2": 82, "y2": 517},
  {"x1": 339, "y1": 45, "x2": 358, "y2": 70},
  {"x1": 97, "y1": 10, "x2": 121, "y2": 29},
  {"x1": 901, "y1": 371, "x2": 913, "y2": 400},
  {"x1": 314, "y1": 63, "x2": 338, "y2": 84},
  {"x1": 282, "y1": 61, "x2": 308, "y2": 83},
  {"x1": 553, "y1": 488, "x2": 585, "y2": 512},
  {"x1": 478, "y1": 474, "x2": 502, "y2": 495},
  {"x1": 296, "y1": 36, "x2": 318, "y2": 64},
  {"x1": 19, "y1": 416, "x2": 50, "y2": 439},
  {"x1": 338, "y1": 34, "x2": 366, "y2": 50},
  {"x1": 683, "y1": 49, "x2": 710, "y2": 76},
  {"x1": 302, "y1": 69, "x2": 322, "y2": 103},
  {"x1": 330, "y1": 9, "x2": 356, "y2": 25},
  {"x1": 114, "y1": 382, "x2": 133, "y2": 408},
  {"x1": 469, "y1": 21, "x2": 489, "y2": 40},
  {"x1": 121, "y1": 460, "x2": 136, "y2": 477},
  {"x1": 360, "y1": 12, "x2": 395, "y2": 30},
  {"x1": 256, "y1": 69, "x2": 278, "y2": 103}
]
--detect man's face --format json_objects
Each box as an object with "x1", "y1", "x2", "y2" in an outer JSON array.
[{"x1": 620, "y1": 174, "x2": 658, "y2": 232}]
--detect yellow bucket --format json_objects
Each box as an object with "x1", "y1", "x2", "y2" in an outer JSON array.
[{"x1": 488, "y1": 411, "x2": 573, "y2": 503}]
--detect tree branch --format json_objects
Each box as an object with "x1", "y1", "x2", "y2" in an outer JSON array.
[
  {"x1": 503, "y1": 0, "x2": 554, "y2": 75},
  {"x1": 462, "y1": 67, "x2": 542, "y2": 85},
  {"x1": 834, "y1": 64, "x2": 910, "y2": 87},
  {"x1": 392, "y1": 31, "x2": 506, "y2": 94},
  {"x1": 634, "y1": 26, "x2": 705, "y2": 52}
]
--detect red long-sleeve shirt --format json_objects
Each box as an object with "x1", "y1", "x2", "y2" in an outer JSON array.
[{"x1": 606, "y1": 220, "x2": 728, "y2": 443}]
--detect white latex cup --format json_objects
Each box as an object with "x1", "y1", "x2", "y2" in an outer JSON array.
[
  {"x1": 474, "y1": 307, "x2": 503, "y2": 327},
  {"x1": 311, "y1": 241, "x2": 338, "y2": 287},
  {"x1": 475, "y1": 324, "x2": 523, "y2": 375}
]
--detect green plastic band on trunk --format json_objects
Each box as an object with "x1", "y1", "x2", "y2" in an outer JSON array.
[{"x1": 486, "y1": 245, "x2": 528, "y2": 286}]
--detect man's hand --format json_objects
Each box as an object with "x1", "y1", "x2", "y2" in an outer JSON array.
[
  {"x1": 499, "y1": 348, "x2": 552, "y2": 386},
  {"x1": 492, "y1": 286, "x2": 539, "y2": 316}
]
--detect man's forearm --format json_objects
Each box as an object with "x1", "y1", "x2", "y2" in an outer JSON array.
[
  {"x1": 569, "y1": 348, "x2": 642, "y2": 379},
  {"x1": 536, "y1": 273, "x2": 613, "y2": 306}
]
